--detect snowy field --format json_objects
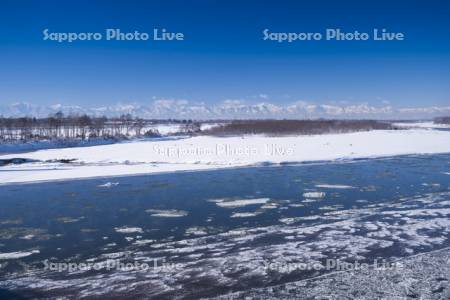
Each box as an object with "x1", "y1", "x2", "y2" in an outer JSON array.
[{"x1": 1, "y1": 129, "x2": 450, "y2": 184}]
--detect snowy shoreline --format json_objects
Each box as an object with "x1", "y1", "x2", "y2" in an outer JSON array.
[{"x1": 1, "y1": 129, "x2": 450, "y2": 185}]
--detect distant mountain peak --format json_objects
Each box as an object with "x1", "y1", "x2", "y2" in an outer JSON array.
[{"x1": 0, "y1": 100, "x2": 449, "y2": 120}]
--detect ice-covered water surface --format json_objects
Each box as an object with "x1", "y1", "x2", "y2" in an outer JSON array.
[
  {"x1": 0, "y1": 154, "x2": 449, "y2": 299},
  {"x1": 211, "y1": 247, "x2": 450, "y2": 299}
]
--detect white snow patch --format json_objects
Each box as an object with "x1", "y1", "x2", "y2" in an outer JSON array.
[{"x1": 1, "y1": 129, "x2": 450, "y2": 184}]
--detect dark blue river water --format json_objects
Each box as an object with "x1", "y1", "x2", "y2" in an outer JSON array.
[{"x1": 0, "y1": 154, "x2": 449, "y2": 299}]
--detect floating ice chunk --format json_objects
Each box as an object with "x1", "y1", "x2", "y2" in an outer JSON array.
[
  {"x1": 364, "y1": 222, "x2": 379, "y2": 231},
  {"x1": 362, "y1": 185, "x2": 377, "y2": 191},
  {"x1": 230, "y1": 212, "x2": 260, "y2": 218},
  {"x1": 0, "y1": 219, "x2": 22, "y2": 225},
  {"x1": 421, "y1": 183, "x2": 440, "y2": 187},
  {"x1": 145, "y1": 209, "x2": 188, "y2": 217},
  {"x1": 0, "y1": 249, "x2": 39, "y2": 260},
  {"x1": 114, "y1": 226, "x2": 143, "y2": 234},
  {"x1": 280, "y1": 215, "x2": 321, "y2": 224},
  {"x1": 261, "y1": 203, "x2": 278, "y2": 209},
  {"x1": 302, "y1": 198, "x2": 318, "y2": 203},
  {"x1": 315, "y1": 184, "x2": 355, "y2": 189},
  {"x1": 133, "y1": 239, "x2": 154, "y2": 245},
  {"x1": 20, "y1": 234, "x2": 35, "y2": 240},
  {"x1": 279, "y1": 218, "x2": 297, "y2": 225},
  {"x1": 404, "y1": 248, "x2": 414, "y2": 254},
  {"x1": 302, "y1": 192, "x2": 326, "y2": 198},
  {"x1": 289, "y1": 203, "x2": 305, "y2": 208},
  {"x1": 97, "y1": 182, "x2": 119, "y2": 188},
  {"x1": 55, "y1": 216, "x2": 83, "y2": 223},
  {"x1": 185, "y1": 227, "x2": 208, "y2": 236},
  {"x1": 187, "y1": 253, "x2": 203, "y2": 259},
  {"x1": 101, "y1": 251, "x2": 127, "y2": 259},
  {"x1": 318, "y1": 205, "x2": 344, "y2": 211},
  {"x1": 213, "y1": 198, "x2": 270, "y2": 208}
]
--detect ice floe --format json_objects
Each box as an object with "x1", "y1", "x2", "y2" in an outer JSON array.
[
  {"x1": 145, "y1": 209, "x2": 188, "y2": 217},
  {"x1": 97, "y1": 182, "x2": 119, "y2": 188},
  {"x1": 114, "y1": 227, "x2": 143, "y2": 234},
  {"x1": 0, "y1": 249, "x2": 39, "y2": 260},
  {"x1": 315, "y1": 184, "x2": 355, "y2": 189},
  {"x1": 230, "y1": 212, "x2": 261, "y2": 218},
  {"x1": 212, "y1": 198, "x2": 270, "y2": 208},
  {"x1": 302, "y1": 192, "x2": 326, "y2": 198},
  {"x1": 185, "y1": 227, "x2": 208, "y2": 236}
]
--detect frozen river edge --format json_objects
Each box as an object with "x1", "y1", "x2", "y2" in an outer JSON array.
[{"x1": 1, "y1": 129, "x2": 450, "y2": 184}]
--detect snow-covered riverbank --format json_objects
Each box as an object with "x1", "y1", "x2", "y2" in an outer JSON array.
[{"x1": 1, "y1": 129, "x2": 450, "y2": 184}]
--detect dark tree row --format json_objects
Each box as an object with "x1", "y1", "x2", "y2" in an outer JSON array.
[
  {"x1": 202, "y1": 119, "x2": 396, "y2": 136},
  {"x1": 0, "y1": 112, "x2": 150, "y2": 141},
  {"x1": 434, "y1": 116, "x2": 450, "y2": 124},
  {"x1": 0, "y1": 112, "x2": 206, "y2": 142}
]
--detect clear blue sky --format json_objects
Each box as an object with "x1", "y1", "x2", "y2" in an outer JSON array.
[{"x1": 0, "y1": 0, "x2": 449, "y2": 107}]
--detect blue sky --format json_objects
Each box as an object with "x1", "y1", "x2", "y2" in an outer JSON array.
[{"x1": 0, "y1": 0, "x2": 449, "y2": 108}]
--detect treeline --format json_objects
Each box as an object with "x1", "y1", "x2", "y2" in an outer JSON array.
[
  {"x1": 0, "y1": 113, "x2": 198, "y2": 141},
  {"x1": 203, "y1": 119, "x2": 396, "y2": 136},
  {"x1": 434, "y1": 116, "x2": 450, "y2": 124}
]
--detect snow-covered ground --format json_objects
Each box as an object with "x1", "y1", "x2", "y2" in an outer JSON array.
[{"x1": 1, "y1": 129, "x2": 450, "y2": 184}]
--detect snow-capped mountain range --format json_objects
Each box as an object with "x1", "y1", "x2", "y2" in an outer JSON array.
[{"x1": 0, "y1": 100, "x2": 449, "y2": 119}]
